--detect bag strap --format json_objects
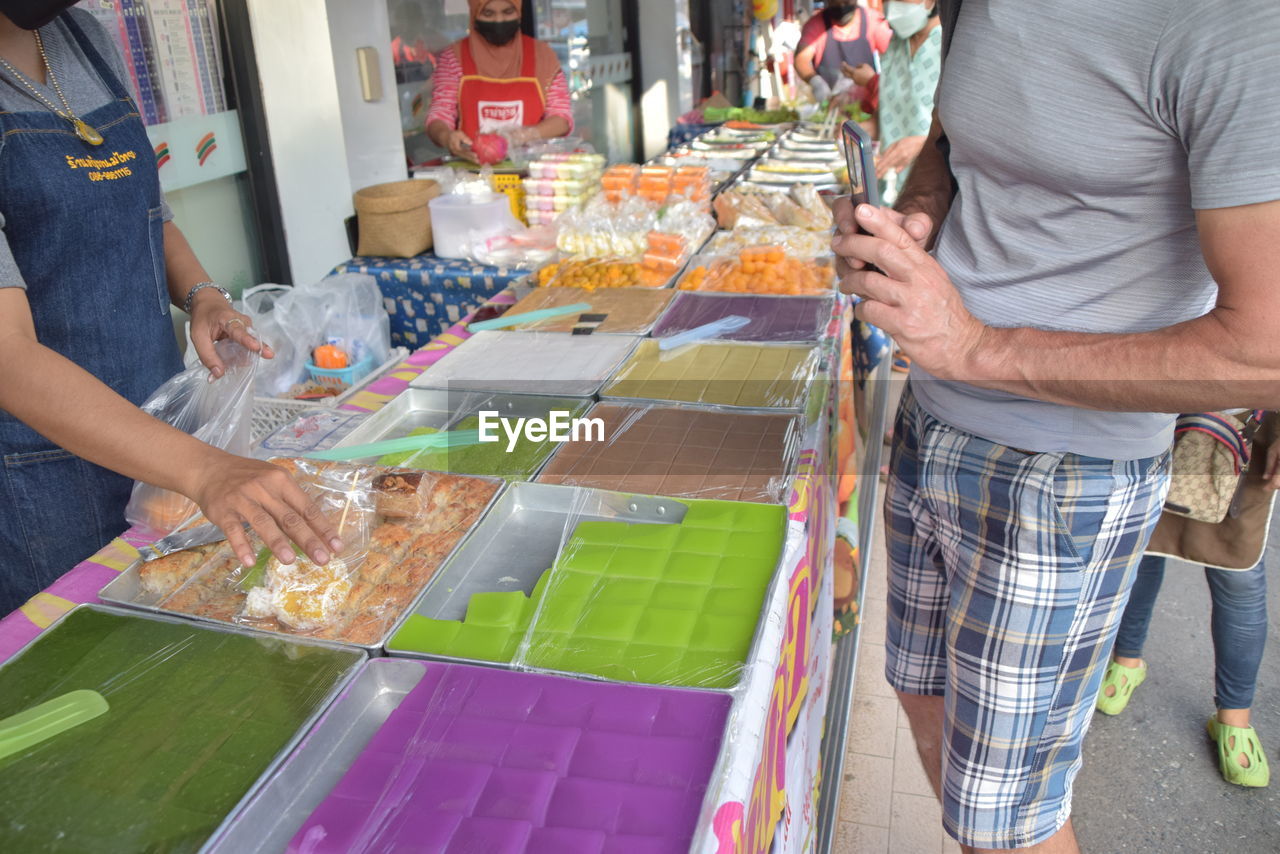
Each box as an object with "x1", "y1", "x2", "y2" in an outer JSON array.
[
  {"x1": 1175, "y1": 413, "x2": 1250, "y2": 473},
  {"x1": 938, "y1": 0, "x2": 962, "y2": 59}
]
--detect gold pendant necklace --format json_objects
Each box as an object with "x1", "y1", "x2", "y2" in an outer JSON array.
[{"x1": 0, "y1": 29, "x2": 103, "y2": 145}]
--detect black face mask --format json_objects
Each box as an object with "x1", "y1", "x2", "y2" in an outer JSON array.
[
  {"x1": 824, "y1": 3, "x2": 857, "y2": 25},
  {"x1": 474, "y1": 18, "x2": 521, "y2": 47},
  {"x1": 0, "y1": 0, "x2": 78, "y2": 30}
]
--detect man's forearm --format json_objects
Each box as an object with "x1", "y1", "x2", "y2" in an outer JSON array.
[
  {"x1": 962, "y1": 314, "x2": 1280, "y2": 412},
  {"x1": 892, "y1": 112, "x2": 952, "y2": 247}
]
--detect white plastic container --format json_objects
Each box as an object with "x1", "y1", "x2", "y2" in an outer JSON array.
[{"x1": 428, "y1": 193, "x2": 519, "y2": 260}]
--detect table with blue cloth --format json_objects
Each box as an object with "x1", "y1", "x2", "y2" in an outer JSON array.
[{"x1": 334, "y1": 253, "x2": 528, "y2": 348}]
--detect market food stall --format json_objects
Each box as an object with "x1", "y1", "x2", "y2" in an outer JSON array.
[{"x1": 0, "y1": 121, "x2": 887, "y2": 854}]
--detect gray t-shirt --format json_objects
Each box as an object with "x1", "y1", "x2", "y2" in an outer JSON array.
[
  {"x1": 911, "y1": 0, "x2": 1280, "y2": 460},
  {"x1": 0, "y1": 9, "x2": 171, "y2": 290}
]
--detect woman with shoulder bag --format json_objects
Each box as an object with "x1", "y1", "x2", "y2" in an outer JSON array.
[{"x1": 1096, "y1": 411, "x2": 1278, "y2": 788}]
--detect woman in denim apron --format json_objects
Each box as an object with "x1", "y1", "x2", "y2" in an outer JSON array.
[{"x1": 0, "y1": 3, "x2": 340, "y2": 614}]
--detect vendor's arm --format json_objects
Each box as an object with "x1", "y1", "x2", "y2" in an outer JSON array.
[
  {"x1": 163, "y1": 221, "x2": 270, "y2": 379},
  {"x1": 839, "y1": 199, "x2": 1280, "y2": 412},
  {"x1": 424, "y1": 48, "x2": 476, "y2": 161},
  {"x1": 506, "y1": 70, "x2": 573, "y2": 143},
  {"x1": 794, "y1": 42, "x2": 819, "y2": 82},
  {"x1": 0, "y1": 289, "x2": 341, "y2": 568}
]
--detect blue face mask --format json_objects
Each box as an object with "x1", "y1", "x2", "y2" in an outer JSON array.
[{"x1": 885, "y1": 1, "x2": 930, "y2": 38}]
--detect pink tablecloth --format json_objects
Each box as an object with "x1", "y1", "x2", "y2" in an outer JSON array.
[{"x1": 0, "y1": 288, "x2": 519, "y2": 664}]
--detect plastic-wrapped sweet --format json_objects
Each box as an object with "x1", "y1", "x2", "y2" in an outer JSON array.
[
  {"x1": 244, "y1": 555, "x2": 354, "y2": 631},
  {"x1": 679, "y1": 250, "x2": 834, "y2": 296},
  {"x1": 706, "y1": 226, "x2": 833, "y2": 258},
  {"x1": 123, "y1": 460, "x2": 500, "y2": 647},
  {"x1": 535, "y1": 257, "x2": 670, "y2": 290}
]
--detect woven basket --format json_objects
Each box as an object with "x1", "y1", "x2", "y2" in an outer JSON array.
[{"x1": 354, "y1": 179, "x2": 441, "y2": 257}]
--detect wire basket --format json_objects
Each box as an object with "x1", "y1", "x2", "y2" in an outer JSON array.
[{"x1": 250, "y1": 347, "x2": 408, "y2": 443}]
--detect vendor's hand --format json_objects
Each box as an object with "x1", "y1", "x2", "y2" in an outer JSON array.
[
  {"x1": 831, "y1": 195, "x2": 933, "y2": 278},
  {"x1": 834, "y1": 203, "x2": 985, "y2": 379},
  {"x1": 189, "y1": 289, "x2": 274, "y2": 381},
  {"x1": 188, "y1": 452, "x2": 342, "y2": 569},
  {"x1": 842, "y1": 62, "x2": 876, "y2": 86},
  {"x1": 446, "y1": 129, "x2": 477, "y2": 163},
  {"x1": 808, "y1": 74, "x2": 832, "y2": 103},
  {"x1": 875, "y1": 135, "x2": 926, "y2": 179},
  {"x1": 1264, "y1": 437, "x2": 1280, "y2": 491},
  {"x1": 503, "y1": 126, "x2": 540, "y2": 146}
]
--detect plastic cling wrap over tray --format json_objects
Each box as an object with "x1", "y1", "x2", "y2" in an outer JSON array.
[
  {"x1": 388, "y1": 484, "x2": 787, "y2": 690},
  {"x1": 0, "y1": 607, "x2": 361, "y2": 854},
  {"x1": 654, "y1": 292, "x2": 835, "y2": 343},
  {"x1": 601, "y1": 339, "x2": 821, "y2": 410},
  {"x1": 705, "y1": 226, "x2": 833, "y2": 259},
  {"x1": 504, "y1": 286, "x2": 674, "y2": 334},
  {"x1": 228, "y1": 659, "x2": 730, "y2": 854},
  {"x1": 537, "y1": 403, "x2": 803, "y2": 503},
  {"x1": 677, "y1": 250, "x2": 835, "y2": 296},
  {"x1": 331, "y1": 391, "x2": 593, "y2": 481},
  {"x1": 120, "y1": 459, "x2": 500, "y2": 647},
  {"x1": 410, "y1": 330, "x2": 639, "y2": 398},
  {"x1": 534, "y1": 257, "x2": 674, "y2": 290}
]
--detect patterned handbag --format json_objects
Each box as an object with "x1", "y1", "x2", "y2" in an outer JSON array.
[{"x1": 1163, "y1": 411, "x2": 1261, "y2": 524}]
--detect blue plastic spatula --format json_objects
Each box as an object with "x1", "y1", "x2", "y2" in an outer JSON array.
[
  {"x1": 0, "y1": 689, "x2": 109, "y2": 762},
  {"x1": 658, "y1": 315, "x2": 752, "y2": 352}
]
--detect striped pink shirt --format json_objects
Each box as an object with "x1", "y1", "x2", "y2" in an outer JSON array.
[{"x1": 426, "y1": 47, "x2": 574, "y2": 131}]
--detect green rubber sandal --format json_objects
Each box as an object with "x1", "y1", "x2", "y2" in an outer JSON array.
[
  {"x1": 1095, "y1": 660, "x2": 1146, "y2": 716},
  {"x1": 1207, "y1": 718, "x2": 1271, "y2": 788}
]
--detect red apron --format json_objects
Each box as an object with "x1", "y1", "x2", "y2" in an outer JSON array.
[{"x1": 457, "y1": 35, "x2": 547, "y2": 137}]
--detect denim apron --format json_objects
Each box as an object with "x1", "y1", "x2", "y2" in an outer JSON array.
[{"x1": 0, "y1": 14, "x2": 182, "y2": 613}]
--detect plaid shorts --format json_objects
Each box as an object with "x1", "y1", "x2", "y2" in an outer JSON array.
[{"x1": 884, "y1": 385, "x2": 1170, "y2": 849}]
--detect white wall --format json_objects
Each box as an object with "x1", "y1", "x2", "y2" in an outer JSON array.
[
  {"x1": 324, "y1": 0, "x2": 407, "y2": 193},
  {"x1": 246, "y1": 0, "x2": 354, "y2": 284},
  {"x1": 636, "y1": 0, "x2": 694, "y2": 160}
]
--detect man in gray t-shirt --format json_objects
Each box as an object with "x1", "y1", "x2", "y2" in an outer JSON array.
[{"x1": 834, "y1": 0, "x2": 1280, "y2": 851}]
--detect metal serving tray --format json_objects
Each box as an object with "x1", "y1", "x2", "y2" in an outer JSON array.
[
  {"x1": 384, "y1": 482, "x2": 786, "y2": 694},
  {"x1": 0, "y1": 603, "x2": 365, "y2": 854},
  {"x1": 408, "y1": 331, "x2": 640, "y2": 398},
  {"x1": 99, "y1": 477, "x2": 506, "y2": 655},
  {"x1": 599, "y1": 339, "x2": 825, "y2": 413},
  {"x1": 207, "y1": 655, "x2": 744, "y2": 854},
  {"x1": 335, "y1": 389, "x2": 592, "y2": 450},
  {"x1": 535, "y1": 399, "x2": 806, "y2": 504},
  {"x1": 205, "y1": 657, "x2": 428, "y2": 854}
]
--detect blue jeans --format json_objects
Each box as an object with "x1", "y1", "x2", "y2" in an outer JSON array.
[{"x1": 1113, "y1": 554, "x2": 1268, "y2": 710}]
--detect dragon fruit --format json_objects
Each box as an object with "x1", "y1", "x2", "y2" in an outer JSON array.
[{"x1": 472, "y1": 133, "x2": 509, "y2": 165}]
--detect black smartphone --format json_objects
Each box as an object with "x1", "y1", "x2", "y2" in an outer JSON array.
[
  {"x1": 841, "y1": 119, "x2": 881, "y2": 274},
  {"x1": 841, "y1": 119, "x2": 880, "y2": 226}
]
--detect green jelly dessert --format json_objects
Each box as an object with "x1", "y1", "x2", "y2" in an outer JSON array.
[
  {"x1": 393, "y1": 570, "x2": 551, "y2": 663},
  {"x1": 0, "y1": 609, "x2": 360, "y2": 854},
  {"x1": 389, "y1": 499, "x2": 786, "y2": 689},
  {"x1": 377, "y1": 417, "x2": 554, "y2": 480}
]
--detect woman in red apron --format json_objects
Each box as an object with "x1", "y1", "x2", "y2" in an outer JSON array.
[{"x1": 425, "y1": 0, "x2": 573, "y2": 162}]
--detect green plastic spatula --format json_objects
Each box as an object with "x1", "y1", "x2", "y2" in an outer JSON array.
[
  {"x1": 0, "y1": 689, "x2": 109, "y2": 762},
  {"x1": 304, "y1": 428, "x2": 484, "y2": 462}
]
